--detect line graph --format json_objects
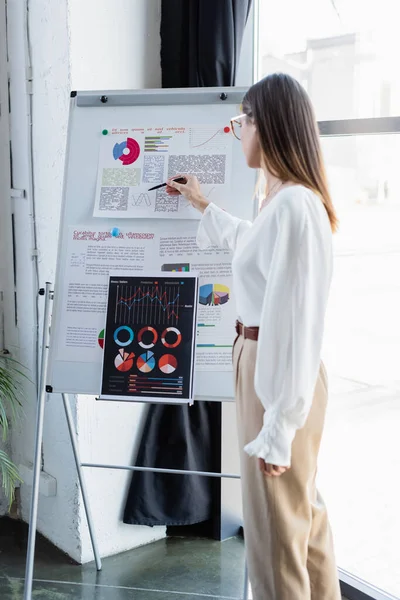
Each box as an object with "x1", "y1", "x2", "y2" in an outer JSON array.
[
  {"x1": 189, "y1": 127, "x2": 231, "y2": 151},
  {"x1": 114, "y1": 283, "x2": 182, "y2": 326}
]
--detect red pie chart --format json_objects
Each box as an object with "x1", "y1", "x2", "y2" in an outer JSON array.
[
  {"x1": 98, "y1": 329, "x2": 105, "y2": 349},
  {"x1": 159, "y1": 354, "x2": 178, "y2": 374},
  {"x1": 161, "y1": 327, "x2": 182, "y2": 348},
  {"x1": 138, "y1": 326, "x2": 158, "y2": 349},
  {"x1": 114, "y1": 349, "x2": 135, "y2": 372},
  {"x1": 113, "y1": 137, "x2": 140, "y2": 166}
]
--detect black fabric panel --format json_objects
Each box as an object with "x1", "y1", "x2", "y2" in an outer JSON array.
[
  {"x1": 123, "y1": 402, "x2": 220, "y2": 526},
  {"x1": 160, "y1": 0, "x2": 190, "y2": 88},
  {"x1": 194, "y1": 0, "x2": 252, "y2": 87},
  {"x1": 161, "y1": 0, "x2": 253, "y2": 88}
]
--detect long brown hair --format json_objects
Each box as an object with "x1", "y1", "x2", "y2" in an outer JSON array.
[{"x1": 242, "y1": 73, "x2": 338, "y2": 232}]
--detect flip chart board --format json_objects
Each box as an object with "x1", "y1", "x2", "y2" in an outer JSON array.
[{"x1": 47, "y1": 88, "x2": 257, "y2": 400}]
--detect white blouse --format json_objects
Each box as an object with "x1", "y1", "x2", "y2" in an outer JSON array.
[{"x1": 196, "y1": 185, "x2": 333, "y2": 467}]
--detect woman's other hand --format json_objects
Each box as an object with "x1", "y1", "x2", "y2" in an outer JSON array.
[
  {"x1": 258, "y1": 458, "x2": 290, "y2": 477},
  {"x1": 166, "y1": 175, "x2": 210, "y2": 214}
]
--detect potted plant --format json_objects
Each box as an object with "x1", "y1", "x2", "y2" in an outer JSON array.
[{"x1": 0, "y1": 355, "x2": 23, "y2": 509}]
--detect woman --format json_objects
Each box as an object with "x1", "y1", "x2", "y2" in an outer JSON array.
[{"x1": 167, "y1": 73, "x2": 341, "y2": 600}]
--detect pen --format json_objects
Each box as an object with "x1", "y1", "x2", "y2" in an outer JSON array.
[{"x1": 148, "y1": 176, "x2": 187, "y2": 191}]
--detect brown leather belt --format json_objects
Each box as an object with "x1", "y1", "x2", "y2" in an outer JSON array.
[{"x1": 235, "y1": 320, "x2": 259, "y2": 341}]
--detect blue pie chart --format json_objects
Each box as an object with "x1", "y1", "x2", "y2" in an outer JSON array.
[
  {"x1": 114, "y1": 326, "x2": 134, "y2": 347},
  {"x1": 137, "y1": 351, "x2": 156, "y2": 373}
]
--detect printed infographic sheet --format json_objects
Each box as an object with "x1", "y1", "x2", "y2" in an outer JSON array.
[
  {"x1": 55, "y1": 228, "x2": 158, "y2": 365},
  {"x1": 159, "y1": 232, "x2": 236, "y2": 372},
  {"x1": 93, "y1": 125, "x2": 233, "y2": 219},
  {"x1": 100, "y1": 273, "x2": 198, "y2": 403},
  {"x1": 55, "y1": 226, "x2": 236, "y2": 374}
]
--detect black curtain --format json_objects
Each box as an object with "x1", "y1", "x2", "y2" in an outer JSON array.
[
  {"x1": 160, "y1": 0, "x2": 253, "y2": 88},
  {"x1": 123, "y1": 0, "x2": 252, "y2": 529}
]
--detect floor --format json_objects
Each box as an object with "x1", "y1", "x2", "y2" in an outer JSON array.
[
  {"x1": 318, "y1": 379, "x2": 400, "y2": 597},
  {"x1": 0, "y1": 518, "x2": 349, "y2": 600}
]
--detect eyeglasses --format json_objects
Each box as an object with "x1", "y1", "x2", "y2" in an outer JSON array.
[{"x1": 230, "y1": 114, "x2": 246, "y2": 140}]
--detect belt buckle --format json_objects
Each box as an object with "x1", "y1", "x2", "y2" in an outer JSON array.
[{"x1": 235, "y1": 320, "x2": 241, "y2": 336}]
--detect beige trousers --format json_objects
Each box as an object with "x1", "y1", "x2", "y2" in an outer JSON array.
[{"x1": 233, "y1": 335, "x2": 341, "y2": 600}]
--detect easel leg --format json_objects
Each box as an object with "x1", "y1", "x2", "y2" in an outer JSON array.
[
  {"x1": 23, "y1": 283, "x2": 52, "y2": 600},
  {"x1": 62, "y1": 393, "x2": 102, "y2": 571},
  {"x1": 243, "y1": 558, "x2": 249, "y2": 600},
  {"x1": 22, "y1": 374, "x2": 47, "y2": 600}
]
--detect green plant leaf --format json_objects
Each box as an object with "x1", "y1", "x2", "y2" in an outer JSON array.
[
  {"x1": 0, "y1": 359, "x2": 25, "y2": 431},
  {"x1": 0, "y1": 356, "x2": 27, "y2": 508},
  {"x1": 0, "y1": 449, "x2": 22, "y2": 509}
]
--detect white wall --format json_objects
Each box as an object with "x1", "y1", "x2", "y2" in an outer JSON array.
[
  {"x1": 5, "y1": 0, "x2": 253, "y2": 561},
  {"x1": 68, "y1": 0, "x2": 165, "y2": 562},
  {"x1": 7, "y1": 0, "x2": 81, "y2": 557},
  {"x1": 7, "y1": 0, "x2": 164, "y2": 562},
  {"x1": 0, "y1": 0, "x2": 13, "y2": 516},
  {"x1": 69, "y1": 0, "x2": 162, "y2": 91}
]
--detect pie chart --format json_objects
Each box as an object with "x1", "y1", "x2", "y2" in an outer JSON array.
[
  {"x1": 138, "y1": 326, "x2": 158, "y2": 349},
  {"x1": 114, "y1": 325, "x2": 134, "y2": 347},
  {"x1": 161, "y1": 327, "x2": 182, "y2": 348},
  {"x1": 113, "y1": 137, "x2": 140, "y2": 166},
  {"x1": 137, "y1": 351, "x2": 156, "y2": 373},
  {"x1": 114, "y1": 349, "x2": 135, "y2": 372},
  {"x1": 98, "y1": 329, "x2": 104, "y2": 349},
  {"x1": 159, "y1": 354, "x2": 178, "y2": 374},
  {"x1": 199, "y1": 283, "x2": 230, "y2": 306}
]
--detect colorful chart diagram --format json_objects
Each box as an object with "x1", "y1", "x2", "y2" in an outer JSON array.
[
  {"x1": 189, "y1": 127, "x2": 231, "y2": 151},
  {"x1": 113, "y1": 138, "x2": 140, "y2": 166},
  {"x1": 138, "y1": 326, "x2": 158, "y2": 349},
  {"x1": 98, "y1": 329, "x2": 105, "y2": 349},
  {"x1": 114, "y1": 326, "x2": 134, "y2": 347},
  {"x1": 137, "y1": 351, "x2": 156, "y2": 373},
  {"x1": 161, "y1": 327, "x2": 182, "y2": 348},
  {"x1": 114, "y1": 349, "x2": 135, "y2": 372},
  {"x1": 144, "y1": 135, "x2": 172, "y2": 152},
  {"x1": 115, "y1": 283, "x2": 180, "y2": 325},
  {"x1": 161, "y1": 263, "x2": 190, "y2": 273},
  {"x1": 159, "y1": 354, "x2": 178, "y2": 374},
  {"x1": 199, "y1": 283, "x2": 230, "y2": 306}
]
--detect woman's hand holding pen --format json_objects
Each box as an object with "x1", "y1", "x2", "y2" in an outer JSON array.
[{"x1": 166, "y1": 175, "x2": 210, "y2": 214}]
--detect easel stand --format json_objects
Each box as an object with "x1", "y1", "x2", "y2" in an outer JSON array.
[{"x1": 23, "y1": 282, "x2": 249, "y2": 600}]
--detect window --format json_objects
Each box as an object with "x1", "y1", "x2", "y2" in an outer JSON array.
[
  {"x1": 257, "y1": 0, "x2": 400, "y2": 120},
  {"x1": 256, "y1": 2, "x2": 400, "y2": 598},
  {"x1": 319, "y1": 134, "x2": 400, "y2": 599}
]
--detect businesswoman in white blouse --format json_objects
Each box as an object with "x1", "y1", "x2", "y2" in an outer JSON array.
[{"x1": 167, "y1": 73, "x2": 341, "y2": 600}]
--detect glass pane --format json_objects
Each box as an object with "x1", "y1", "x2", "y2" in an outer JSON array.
[
  {"x1": 318, "y1": 133, "x2": 400, "y2": 597},
  {"x1": 257, "y1": 0, "x2": 400, "y2": 120}
]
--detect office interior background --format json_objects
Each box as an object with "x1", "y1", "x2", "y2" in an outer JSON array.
[{"x1": 0, "y1": 1, "x2": 399, "y2": 599}]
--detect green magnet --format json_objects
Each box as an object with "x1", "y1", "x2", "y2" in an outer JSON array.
[{"x1": 102, "y1": 129, "x2": 109, "y2": 135}]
